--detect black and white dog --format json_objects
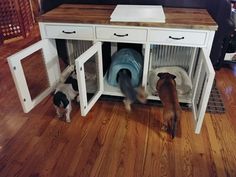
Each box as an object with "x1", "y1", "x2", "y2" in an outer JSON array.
[{"x1": 53, "y1": 70, "x2": 79, "y2": 122}]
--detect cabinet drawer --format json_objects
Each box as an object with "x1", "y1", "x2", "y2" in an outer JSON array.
[
  {"x1": 44, "y1": 25, "x2": 94, "y2": 40},
  {"x1": 96, "y1": 27, "x2": 147, "y2": 42},
  {"x1": 148, "y1": 29, "x2": 207, "y2": 46}
]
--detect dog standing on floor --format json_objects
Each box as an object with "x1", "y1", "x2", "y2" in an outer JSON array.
[
  {"x1": 53, "y1": 71, "x2": 79, "y2": 122},
  {"x1": 117, "y1": 69, "x2": 147, "y2": 112},
  {"x1": 156, "y1": 72, "x2": 182, "y2": 138}
]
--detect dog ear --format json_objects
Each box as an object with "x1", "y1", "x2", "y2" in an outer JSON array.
[
  {"x1": 170, "y1": 74, "x2": 176, "y2": 80},
  {"x1": 53, "y1": 91, "x2": 69, "y2": 108},
  {"x1": 61, "y1": 95, "x2": 69, "y2": 108},
  {"x1": 157, "y1": 73, "x2": 164, "y2": 78}
]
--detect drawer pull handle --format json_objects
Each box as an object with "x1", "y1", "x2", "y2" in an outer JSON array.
[
  {"x1": 114, "y1": 33, "x2": 128, "y2": 37},
  {"x1": 169, "y1": 36, "x2": 184, "y2": 40},
  {"x1": 62, "y1": 30, "x2": 76, "y2": 34}
]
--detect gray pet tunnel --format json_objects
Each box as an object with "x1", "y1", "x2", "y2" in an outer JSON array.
[{"x1": 107, "y1": 48, "x2": 143, "y2": 87}]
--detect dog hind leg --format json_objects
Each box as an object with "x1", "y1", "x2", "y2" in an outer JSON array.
[
  {"x1": 171, "y1": 115, "x2": 178, "y2": 139},
  {"x1": 55, "y1": 106, "x2": 63, "y2": 118},
  {"x1": 76, "y1": 94, "x2": 80, "y2": 103},
  {"x1": 161, "y1": 108, "x2": 170, "y2": 131},
  {"x1": 65, "y1": 104, "x2": 72, "y2": 123}
]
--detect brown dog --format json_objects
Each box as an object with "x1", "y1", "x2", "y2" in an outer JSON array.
[{"x1": 156, "y1": 72, "x2": 182, "y2": 138}]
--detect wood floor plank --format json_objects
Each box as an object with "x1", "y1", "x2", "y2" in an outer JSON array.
[
  {"x1": 143, "y1": 106, "x2": 174, "y2": 177},
  {"x1": 71, "y1": 102, "x2": 118, "y2": 177},
  {"x1": 176, "y1": 111, "x2": 194, "y2": 177},
  {"x1": 204, "y1": 114, "x2": 228, "y2": 177},
  {"x1": 211, "y1": 113, "x2": 236, "y2": 177},
  {"x1": 1, "y1": 25, "x2": 236, "y2": 177}
]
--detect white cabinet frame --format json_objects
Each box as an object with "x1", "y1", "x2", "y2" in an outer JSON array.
[
  {"x1": 7, "y1": 39, "x2": 60, "y2": 112},
  {"x1": 8, "y1": 21, "x2": 216, "y2": 134},
  {"x1": 75, "y1": 42, "x2": 103, "y2": 116},
  {"x1": 191, "y1": 48, "x2": 215, "y2": 133}
]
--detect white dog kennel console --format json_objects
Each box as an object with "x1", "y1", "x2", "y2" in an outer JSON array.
[{"x1": 7, "y1": 4, "x2": 218, "y2": 134}]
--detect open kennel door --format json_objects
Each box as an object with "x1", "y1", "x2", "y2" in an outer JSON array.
[
  {"x1": 191, "y1": 48, "x2": 215, "y2": 134},
  {"x1": 7, "y1": 39, "x2": 60, "y2": 112},
  {"x1": 75, "y1": 42, "x2": 103, "y2": 116}
]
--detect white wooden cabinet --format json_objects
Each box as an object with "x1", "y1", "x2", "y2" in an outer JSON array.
[{"x1": 8, "y1": 14, "x2": 216, "y2": 134}]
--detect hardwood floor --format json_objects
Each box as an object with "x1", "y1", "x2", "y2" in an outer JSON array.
[{"x1": 0, "y1": 27, "x2": 236, "y2": 177}]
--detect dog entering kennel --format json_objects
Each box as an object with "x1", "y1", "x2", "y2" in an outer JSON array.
[
  {"x1": 65, "y1": 40, "x2": 214, "y2": 134},
  {"x1": 148, "y1": 45, "x2": 198, "y2": 103},
  {"x1": 148, "y1": 45, "x2": 214, "y2": 133},
  {"x1": 8, "y1": 38, "x2": 214, "y2": 134}
]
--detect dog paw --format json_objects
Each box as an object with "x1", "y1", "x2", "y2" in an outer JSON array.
[
  {"x1": 125, "y1": 106, "x2": 131, "y2": 112},
  {"x1": 123, "y1": 100, "x2": 132, "y2": 112},
  {"x1": 57, "y1": 114, "x2": 63, "y2": 118},
  {"x1": 66, "y1": 118, "x2": 71, "y2": 123}
]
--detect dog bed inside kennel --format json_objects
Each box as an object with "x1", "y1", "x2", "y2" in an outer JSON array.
[
  {"x1": 107, "y1": 48, "x2": 143, "y2": 87},
  {"x1": 148, "y1": 66, "x2": 192, "y2": 96},
  {"x1": 147, "y1": 45, "x2": 198, "y2": 103}
]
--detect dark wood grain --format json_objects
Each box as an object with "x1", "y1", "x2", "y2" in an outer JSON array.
[{"x1": 37, "y1": 4, "x2": 218, "y2": 30}]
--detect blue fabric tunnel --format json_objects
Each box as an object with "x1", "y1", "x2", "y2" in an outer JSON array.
[{"x1": 107, "y1": 48, "x2": 143, "y2": 87}]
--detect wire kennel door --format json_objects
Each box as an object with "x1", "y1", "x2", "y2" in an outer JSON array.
[
  {"x1": 148, "y1": 45, "x2": 197, "y2": 103},
  {"x1": 149, "y1": 45, "x2": 197, "y2": 75},
  {"x1": 65, "y1": 40, "x2": 93, "y2": 65}
]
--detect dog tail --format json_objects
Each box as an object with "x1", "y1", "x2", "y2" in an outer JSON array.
[{"x1": 171, "y1": 114, "x2": 178, "y2": 139}]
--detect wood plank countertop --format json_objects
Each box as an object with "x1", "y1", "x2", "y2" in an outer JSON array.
[{"x1": 37, "y1": 4, "x2": 218, "y2": 30}]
